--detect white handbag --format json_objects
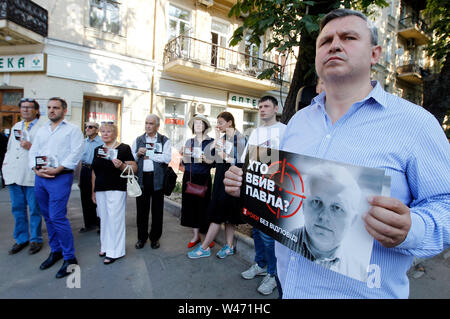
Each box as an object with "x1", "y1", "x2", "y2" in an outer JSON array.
[{"x1": 120, "y1": 165, "x2": 142, "y2": 197}]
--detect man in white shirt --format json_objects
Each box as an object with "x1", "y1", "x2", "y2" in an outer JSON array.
[
  {"x1": 240, "y1": 96, "x2": 286, "y2": 296},
  {"x1": 29, "y1": 97, "x2": 84, "y2": 279},
  {"x1": 3, "y1": 98, "x2": 45, "y2": 255},
  {"x1": 132, "y1": 114, "x2": 172, "y2": 249}
]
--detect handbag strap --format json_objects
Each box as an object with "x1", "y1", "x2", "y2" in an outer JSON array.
[
  {"x1": 120, "y1": 164, "x2": 133, "y2": 178},
  {"x1": 189, "y1": 138, "x2": 208, "y2": 186}
]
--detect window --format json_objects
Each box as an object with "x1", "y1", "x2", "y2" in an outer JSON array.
[
  {"x1": 211, "y1": 21, "x2": 229, "y2": 68},
  {"x1": 89, "y1": 0, "x2": 121, "y2": 34},
  {"x1": 84, "y1": 97, "x2": 121, "y2": 138},
  {"x1": 243, "y1": 110, "x2": 258, "y2": 137},
  {"x1": 168, "y1": 5, "x2": 191, "y2": 40},
  {"x1": 164, "y1": 99, "x2": 188, "y2": 150},
  {"x1": 385, "y1": 38, "x2": 392, "y2": 64},
  {"x1": 245, "y1": 34, "x2": 261, "y2": 70}
]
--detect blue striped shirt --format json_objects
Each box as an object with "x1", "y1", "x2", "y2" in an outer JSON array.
[{"x1": 276, "y1": 81, "x2": 450, "y2": 299}]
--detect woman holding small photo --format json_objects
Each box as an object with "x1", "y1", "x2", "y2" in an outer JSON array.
[
  {"x1": 188, "y1": 112, "x2": 246, "y2": 259},
  {"x1": 91, "y1": 123, "x2": 137, "y2": 265},
  {"x1": 180, "y1": 114, "x2": 214, "y2": 248}
]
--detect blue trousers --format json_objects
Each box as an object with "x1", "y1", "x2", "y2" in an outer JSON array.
[
  {"x1": 252, "y1": 227, "x2": 277, "y2": 276},
  {"x1": 9, "y1": 184, "x2": 42, "y2": 244},
  {"x1": 35, "y1": 173, "x2": 75, "y2": 260}
]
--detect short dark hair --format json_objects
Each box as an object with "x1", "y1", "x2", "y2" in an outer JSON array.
[
  {"x1": 18, "y1": 98, "x2": 40, "y2": 118},
  {"x1": 48, "y1": 97, "x2": 68, "y2": 109},
  {"x1": 319, "y1": 9, "x2": 378, "y2": 45},
  {"x1": 217, "y1": 111, "x2": 235, "y2": 129},
  {"x1": 259, "y1": 95, "x2": 278, "y2": 107}
]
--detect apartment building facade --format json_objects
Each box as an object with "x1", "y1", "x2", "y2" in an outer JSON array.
[
  {"x1": 0, "y1": 0, "x2": 433, "y2": 146},
  {"x1": 0, "y1": 0, "x2": 290, "y2": 148},
  {"x1": 371, "y1": 0, "x2": 432, "y2": 106}
]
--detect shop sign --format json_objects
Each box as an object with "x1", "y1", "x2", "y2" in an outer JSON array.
[
  {"x1": 165, "y1": 118, "x2": 184, "y2": 125},
  {"x1": 0, "y1": 54, "x2": 44, "y2": 72},
  {"x1": 228, "y1": 92, "x2": 259, "y2": 109},
  {"x1": 87, "y1": 112, "x2": 116, "y2": 122}
]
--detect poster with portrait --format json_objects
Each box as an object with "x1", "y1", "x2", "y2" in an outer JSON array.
[{"x1": 241, "y1": 146, "x2": 390, "y2": 282}]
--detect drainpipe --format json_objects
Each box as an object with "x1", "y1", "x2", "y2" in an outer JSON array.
[{"x1": 150, "y1": 0, "x2": 158, "y2": 113}]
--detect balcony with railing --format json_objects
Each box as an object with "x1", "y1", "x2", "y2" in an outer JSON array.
[
  {"x1": 0, "y1": 0, "x2": 48, "y2": 45},
  {"x1": 396, "y1": 63, "x2": 425, "y2": 84},
  {"x1": 398, "y1": 16, "x2": 431, "y2": 46},
  {"x1": 163, "y1": 35, "x2": 287, "y2": 91}
]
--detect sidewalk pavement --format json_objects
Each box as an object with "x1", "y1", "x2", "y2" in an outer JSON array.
[
  {"x1": 0, "y1": 186, "x2": 448, "y2": 299},
  {"x1": 0, "y1": 186, "x2": 269, "y2": 299}
]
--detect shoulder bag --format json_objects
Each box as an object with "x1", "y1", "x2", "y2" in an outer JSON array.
[
  {"x1": 185, "y1": 139, "x2": 208, "y2": 198},
  {"x1": 120, "y1": 164, "x2": 142, "y2": 197}
]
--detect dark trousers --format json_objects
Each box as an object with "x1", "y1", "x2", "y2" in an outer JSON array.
[
  {"x1": 136, "y1": 172, "x2": 164, "y2": 243},
  {"x1": 79, "y1": 166, "x2": 99, "y2": 228}
]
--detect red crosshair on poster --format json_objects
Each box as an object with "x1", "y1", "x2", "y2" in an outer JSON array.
[{"x1": 261, "y1": 158, "x2": 306, "y2": 219}]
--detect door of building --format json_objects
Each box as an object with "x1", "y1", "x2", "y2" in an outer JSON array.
[{"x1": 0, "y1": 90, "x2": 24, "y2": 135}]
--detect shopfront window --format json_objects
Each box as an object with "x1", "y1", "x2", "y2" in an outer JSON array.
[
  {"x1": 209, "y1": 105, "x2": 226, "y2": 128},
  {"x1": 84, "y1": 97, "x2": 121, "y2": 137},
  {"x1": 0, "y1": 90, "x2": 23, "y2": 134},
  {"x1": 243, "y1": 110, "x2": 258, "y2": 137},
  {"x1": 164, "y1": 99, "x2": 187, "y2": 150}
]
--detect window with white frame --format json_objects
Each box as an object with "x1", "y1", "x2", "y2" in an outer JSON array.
[
  {"x1": 89, "y1": 0, "x2": 121, "y2": 34},
  {"x1": 168, "y1": 4, "x2": 191, "y2": 40},
  {"x1": 245, "y1": 34, "x2": 262, "y2": 70}
]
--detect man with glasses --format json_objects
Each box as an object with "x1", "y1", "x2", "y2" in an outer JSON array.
[
  {"x1": 78, "y1": 121, "x2": 102, "y2": 233},
  {"x1": 29, "y1": 97, "x2": 84, "y2": 279},
  {"x1": 3, "y1": 98, "x2": 45, "y2": 255}
]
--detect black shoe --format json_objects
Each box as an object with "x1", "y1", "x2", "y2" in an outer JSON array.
[
  {"x1": 8, "y1": 242, "x2": 29, "y2": 255},
  {"x1": 135, "y1": 240, "x2": 146, "y2": 249},
  {"x1": 28, "y1": 242, "x2": 43, "y2": 255},
  {"x1": 40, "y1": 251, "x2": 63, "y2": 270},
  {"x1": 151, "y1": 241, "x2": 160, "y2": 249},
  {"x1": 56, "y1": 258, "x2": 78, "y2": 279},
  {"x1": 79, "y1": 226, "x2": 96, "y2": 233}
]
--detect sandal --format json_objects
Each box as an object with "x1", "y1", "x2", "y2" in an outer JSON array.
[
  {"x1": 99, "y1": 252, "x2": 106, "y2": 257},
  {"x1": 103, "y1": 257, "x2": 116, "y2": 265}
]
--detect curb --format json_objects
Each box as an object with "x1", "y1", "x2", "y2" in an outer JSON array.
[{"x1": 164, "y1": 197, "x2": 255, "y2": 264}]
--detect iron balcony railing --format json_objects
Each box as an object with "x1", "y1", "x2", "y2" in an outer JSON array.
[
  {"x1": 163, "y1": 34, "x2": 289, "y2": 84},
  {"x1": 398, "y1": 16, "x2": 430, "y2": 36},
  {"x1": 397, "y1": 63, "x2": 422, "y2": 75},
  {"x1": 0, "y1": 0, "x2": 48, "y2": 37}
]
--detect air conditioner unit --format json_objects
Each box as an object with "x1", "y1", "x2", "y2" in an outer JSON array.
[
  {"x1": 198, "y1": 0, "x2": 213, "y2": 7},
  {"x1": 191, "y1": 102, "x2": 211, "y2": 116}
]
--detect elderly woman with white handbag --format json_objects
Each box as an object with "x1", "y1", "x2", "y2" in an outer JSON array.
[{"x1": 91, "y1": 123, "x2": 137, "y2": 265}]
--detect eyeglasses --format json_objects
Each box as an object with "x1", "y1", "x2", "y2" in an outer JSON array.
[
  {"x1": 20, "y1": 106, "x2": 35, "y2": 110},
  {"x1": 19, "y1": 98, "x2": 37, "y2": 103},
  {"x1": 101, "y1": 121, "x2": 115, "y2": 125},
  {"x1": 85, "y1": 125, "x2": 97, "y2": 129}
]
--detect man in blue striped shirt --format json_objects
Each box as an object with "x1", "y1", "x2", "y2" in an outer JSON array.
[{"x1": 224, "y1": 8, "x2": 449, "y2": 298}]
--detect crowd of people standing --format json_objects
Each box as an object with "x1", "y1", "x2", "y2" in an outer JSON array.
[
  {"x1": 2, "y1": 8, "x2": 448, "y2": 299},
  {"x1": 2, "y1": 92, "x2": 283, "y2": 296}
]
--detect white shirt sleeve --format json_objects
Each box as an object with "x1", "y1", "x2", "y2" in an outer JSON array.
[{"x1": 60, "y1": 126, "x2": 84, "y2": 170}]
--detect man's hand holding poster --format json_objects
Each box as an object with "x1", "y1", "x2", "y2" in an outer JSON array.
[{"x1": 241, "y1": 146, "x2": 391, "y2": 282}]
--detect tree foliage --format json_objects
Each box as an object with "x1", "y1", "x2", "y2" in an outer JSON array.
[
  {"x1": 422, "y1": 0, "x2": 450, "y2": 137},
  {"x1": 228, "y1": 0, "x2": 387, "y2": 123}
]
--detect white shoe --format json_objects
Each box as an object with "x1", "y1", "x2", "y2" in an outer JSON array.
[
  {"x1": 241, "y1": 263, "x2": 267, "y2": 280},
  {"x1": 257, "y1": 274, "x2": 277, "y2": 295}
]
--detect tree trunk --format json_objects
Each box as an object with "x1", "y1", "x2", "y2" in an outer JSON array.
[
  {"x1": 280, "y1": 0, "x2": 336, "y2": 124},
  {"x1": 423, "y1": 51, "x2": 450, "y2": 127}
]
